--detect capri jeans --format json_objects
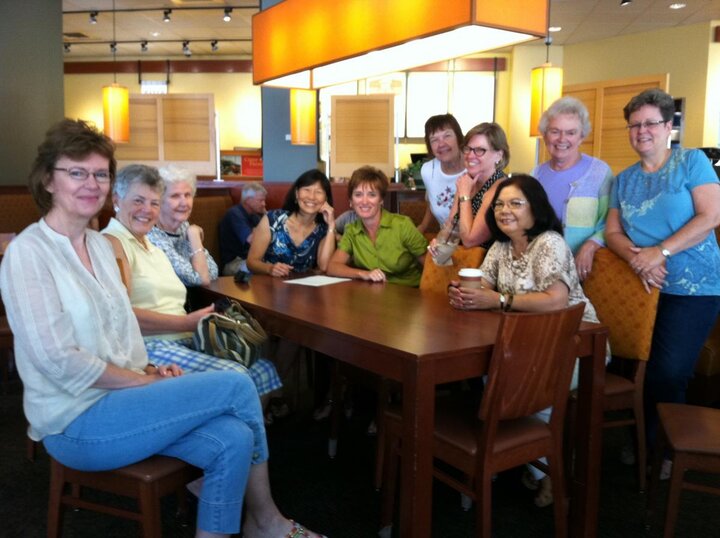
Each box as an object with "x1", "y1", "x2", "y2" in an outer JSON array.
[
  {"x1": 43, "y1": 370, "x2": 268, "y2": 534},
  {"x1": 644, "y1": 293, "x2": 720, "y2": 447}
]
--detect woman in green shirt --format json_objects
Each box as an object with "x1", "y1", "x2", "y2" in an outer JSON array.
[{"x1": 327, "y1": 166, "x2": 428, "y2": 286}]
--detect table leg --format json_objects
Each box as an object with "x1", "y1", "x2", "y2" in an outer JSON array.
[
  {"x1": 399, "y1": 359, "x2": 435, "y2": 538},
  {"x1": 570, "y1": 332, "x2": 607, "y2": 537}
]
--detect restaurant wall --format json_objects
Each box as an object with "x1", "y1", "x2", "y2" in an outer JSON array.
[
  {"x1": 704, "y1": 22, "x2": 720, "y2": 147},
  {"x1": 563, "y1": 22, "x2": 715, "y2": 149},
  {"x1": 64, "y1": 71, "x2": 262, "y2": 150},
  {"x1": 0, "y1": 0, "x2": 64, "y2": 186}
]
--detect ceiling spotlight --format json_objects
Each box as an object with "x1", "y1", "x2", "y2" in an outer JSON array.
[
  {"x1": 110, "y1": 42, "x2": 117, "y2": 54},
  {"x1": 163, "y1": 9, "x2": 172, "y2": 23},
  {"x1": 620, "y1": 0, "x2": 632, "y2": 6},
  {"x1": 668, "y1": 3, "x2": 686, "y2": 9},
  {"x1": 182, "y1": 40, "x2": 192, "y2": 57},
  {"x1": 211, "y1": 40, "x2": 219, "y2": 52},
  {"x1": 64, "y1": 43, "x2": 71, "y2": 53},
  {"x1": 141, "y1": 40, "x2": 148, "y2": 53},
  {"x1": 89, "y1": 11, "x2": 98, "y2": 24},
  {"x1": 223, "y1": 8, "x2": 233, "y2": 22}
]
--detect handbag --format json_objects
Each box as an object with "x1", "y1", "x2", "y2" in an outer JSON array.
[{"x1": 193, "y1": 299, "x2": 268, "y2": 369}]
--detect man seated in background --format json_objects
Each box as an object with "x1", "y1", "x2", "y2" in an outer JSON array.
[{"x1": 219, "y1": 183, "x2": 267, "y2": 275}]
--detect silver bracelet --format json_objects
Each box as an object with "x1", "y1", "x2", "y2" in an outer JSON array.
[{"x1": 190, "y1": 248, "x2": 204, "y2": 258}]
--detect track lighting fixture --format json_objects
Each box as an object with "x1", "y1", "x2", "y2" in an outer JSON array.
[
  {"x1": 211, "y1": 40, "x2": 219, "y2": 52},
  {"x1": 620, "y1": 0, "x2": 632, "y2": 6},
  {"x1": 64, "y1": 43, "x2": 71, "y2": 53},
  {"x1": 141, "y1": 40, "x2": 148, "y2": 52},
  {"x1": 182, "y1": 40, "x2": 191, "y2": 57},
  {"x1": 163, "y1": 9, "x2": 172, "y2": 22},
  {"x1": 89, "y1": 11, "x2": 98, "y2": 24},
  {"x1": 110, "y1": 41, "x2": 117, "y2": 54},
  {"x1": 223, "y1": 8, "x2": 232, "y2": 22}
]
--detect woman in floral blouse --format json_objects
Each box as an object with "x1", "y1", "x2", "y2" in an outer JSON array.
[{"x1": 447, "y1": 174, "x2": 603, "y2": 509}]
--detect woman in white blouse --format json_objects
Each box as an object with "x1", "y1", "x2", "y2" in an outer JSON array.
[{"x1": 0, "y1": 119, "x2": 325, "y2": 538}]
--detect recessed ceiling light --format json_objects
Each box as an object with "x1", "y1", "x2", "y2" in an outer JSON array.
[
  {"x1": 668, "y1": 3, "x2": 686, "y2": 9},
  {"x1": 549, "y1": 26, "x2": 562, "y2": 33},
  {"x1": 151, "y1": 31, "x2": 160, "y2": 37}
]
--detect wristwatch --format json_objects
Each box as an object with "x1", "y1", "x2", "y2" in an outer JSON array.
[
  {"x1": 458, "y1": 195, "x2": 471, "y2": 202},
  {"x1": 659, "y1": 245, "x2": 671, "y2": 258}
]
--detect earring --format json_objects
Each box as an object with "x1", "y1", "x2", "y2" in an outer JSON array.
[
  {"x1": 495, "y1": 160, "x2": 500, "y2": 166},
  {"x1": 113, "y1": 205, "x2": 119, "y2": 213}
]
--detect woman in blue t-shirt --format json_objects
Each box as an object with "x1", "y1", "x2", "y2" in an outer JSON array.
[
  {"x1": 247, "y1": 169, "x2": 336, "y2": 277},
  {"x1": 606, "y1": 88, "x2": 720, "y2": 469}
]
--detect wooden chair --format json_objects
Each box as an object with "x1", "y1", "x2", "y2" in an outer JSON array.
[
  {"x1": 581, "y1": 247, "x2": 659, "y2": 491},
  {"x1": 379, "y1": 303, "x2": 585, "y2": 538},
  {"x1": 48, "y1": 455, "x2": 201, "y2": 538},
  {"x1": 419, "y1": 246, "x2": 486, "y2": 293},
  {"x1": 646, "y1": 403, "x2": 720, "y2": 537}
]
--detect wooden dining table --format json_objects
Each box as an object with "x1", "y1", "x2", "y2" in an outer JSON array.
[{"x1": 195, "y1": 275, "x2": 608, "y2": 538}]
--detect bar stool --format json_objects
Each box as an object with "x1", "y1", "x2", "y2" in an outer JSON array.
[
  {"x1": 646, "y1": 403, "x2": 720, "y2": 538},
  {"x1": 48, "y1": 455, "x2": 201, "y2": 538}
]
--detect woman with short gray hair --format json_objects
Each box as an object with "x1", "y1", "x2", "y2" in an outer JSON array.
[{"x1": 533, "y1": 96, "x2": 614, "y2": 280}]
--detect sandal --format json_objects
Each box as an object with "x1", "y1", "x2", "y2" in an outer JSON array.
[
  {"x1": 534, "y1": 477, "x2": 553, "y2": 508},
  {"x1": 286, "y1": 519, "x2": 327, "y2": 538}
]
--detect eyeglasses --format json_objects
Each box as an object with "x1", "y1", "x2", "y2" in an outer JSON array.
[
  {"x1": 625, "y1": 119, "x2": 667, "y2": 132},
  {"x1": 461, "y1": 145, "x2": 487, "y2": 157},
  {"x1": 54, "y1": 167, "x2": 111, "y2": 183},
  {"x1": 493, "y1": 199, "x2": 528, "y2": 212}
]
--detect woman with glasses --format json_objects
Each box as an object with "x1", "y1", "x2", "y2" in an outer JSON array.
[
  {"x1": 428, "y1": 122, "x2": 509, "y2": 256},
  {"x1": 0, "y1": 120, "x2": 325, "y2": 538},
  {"x1": 606, "y1": 88, "x2": 720, "y2": 475},
  {"x1": 447, "y1": 174, "x2": 603, "y2": 508},
  {"x1": 533, "y1": 97, "x2": 613, "y2": 280}
]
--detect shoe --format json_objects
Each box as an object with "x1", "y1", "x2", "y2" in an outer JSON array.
[
  {"x1": 286, "y1": 519, "x2": 327, "y2": 538},
  {"x1": 659, "y1": 458, "x2": 673, "y2": 481},
  {"x1": 620, "y1": 444, "x2": 636, "y2": 466},
  {"x1": 366, "y1": 420, "x2": 377, "y2": 436},
  {"x1": 534, "y1": 477, "x2": 553, "y2": 508},
  {"x1": 312, "y1": 403, "x2": 332, "y2": 421},
  {"x1": 264, "y1": 410, "x2": 274, "y2": 426},
  {"x1": 521, "y1": 469, "x2": 539, "y2": 491},
  {"x1": 186, "y1": 477, "x2": 204, "y2": 498},
  {"x1": 270, "y1": 398, "x2": 290, "y2": 419}
]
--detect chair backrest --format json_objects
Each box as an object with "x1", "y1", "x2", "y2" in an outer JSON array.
[
  {"x1": 479, "y1": 303, "x2": 585, "y2": 423},
  {"x1": 190, "y1": 195, "x2": 233, "y2": 262},
  {"x1": 582, "y1": 247, "x2": 659, "y2": 361},
  {"x1": 419, "y1": 246, "x2": 486, "y2": 293}
]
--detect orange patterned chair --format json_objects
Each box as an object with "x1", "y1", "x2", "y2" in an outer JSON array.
[
  {"x1": 582, "y1": 247, "x2": 660, "y2": 491},
  {"x1": 420, "y1": 246, "x2": 487, "y2": 294}
]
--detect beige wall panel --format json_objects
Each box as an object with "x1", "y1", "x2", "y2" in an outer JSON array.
[{"x1": 116, "y1": 99, "x2": 159, "y2": 162}]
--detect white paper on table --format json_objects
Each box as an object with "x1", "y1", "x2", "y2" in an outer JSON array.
[{"x1": 284, "y1": 275, "x2": 352, "y2": 287}]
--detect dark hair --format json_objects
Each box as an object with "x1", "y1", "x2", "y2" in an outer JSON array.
[
  {"x1": 464, "y1": 122, "x2": 510, "y2": 171},
  {"x1": 29, "y1": 119, "x2": 116, "y2": 216},
  {"x1": 485, "y1": 174, "x2": 562, "y2": 243},
  {"x1": 423, "y1": 114, "x2": 463, "y2": 155},
  {"x1": 347, "y1": 165, "x2": 389, "y2": 199},
  {"x1": 282, "y1": 169, "x2": 333, "y2": 224},
  {"x1": 623, "y1": 88, "x2": 675, "y2": 123}
]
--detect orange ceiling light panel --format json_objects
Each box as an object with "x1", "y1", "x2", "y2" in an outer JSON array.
[{"x1": 253, "y1": 0, "x2": 547, "y2": 89}]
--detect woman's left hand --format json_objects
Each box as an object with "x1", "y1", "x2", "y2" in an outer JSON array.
[
  {"x1": 320, "y1": 202, "x2": 335, "y2": 227},
  {"x1": 448, "y1": 284, "x2": 497, "y2": 310},
  {"x1": 574, "y1": 240, "x2": 601, "y2": 281},
  {"x1": 628, "y1": 246, "x2": 665, "y2": 275}
]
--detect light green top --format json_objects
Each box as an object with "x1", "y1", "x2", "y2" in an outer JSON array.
[{"x1": 339, "y1": 209, "x2": 428, "y2": 287}]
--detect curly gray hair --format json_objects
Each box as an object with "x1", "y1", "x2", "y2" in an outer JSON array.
[{"x1": 538, "y1": 96, "x2": 591, "y2": 139}]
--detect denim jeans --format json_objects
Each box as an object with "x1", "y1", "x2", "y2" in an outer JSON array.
[
  {"x1": 644, "y1": 293, "x2": 720, "y2": 447},
  {"x1": 43, "y1": 370, "x2": 267, "y2": 534}
]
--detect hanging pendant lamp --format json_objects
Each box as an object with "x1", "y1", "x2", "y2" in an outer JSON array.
[
  {"x1": 103, "y1": 1, "x2": 130, "y2": 143},
  {"x1": 290, "y1": 89, "x2": 317, "y2": 145},
  {"x1": 529, "y1": 4, "x2": 562, "y2": 137}
]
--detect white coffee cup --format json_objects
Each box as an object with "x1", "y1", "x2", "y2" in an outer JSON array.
[{"x1": 458, "y1": 267, "x2": 484, "y2": 289}]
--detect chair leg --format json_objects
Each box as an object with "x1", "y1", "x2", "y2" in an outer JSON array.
[
  {"x1": 379, "y1": 427, "x2": 400, "y2": 531},
  {"x1": 663, "y1": 453, "x2": 685, "y2": 538},
  {"x1": 327, "y1": 359, "x2": 343, "y2": 458},
  {"x1": 548, "y1": 453, "x2": 568, "y2": 538},
  {"x1": 47, "y1": 459, "x2": 65, "y2": 538},
  {"x1": 634, "y1": 402, "x2": 647, "y2": 493},
  {"x1": 373, "y1": 380, "x2": 390, "y2": 490},
  {"x1": 138, "y1": 481, "x2": 163, "y2": 538},
  {"x1": 475, "y1": 469, "x2": 493, "y2": 538},
  {"x1": 646, "y1": 425, "x2": 669, "y2": 530}
]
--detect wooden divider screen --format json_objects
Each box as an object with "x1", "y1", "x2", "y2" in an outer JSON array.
[
  {"x1": 560, "y1": 74, "x2": 669, "y2": 175},
  {"x1": 330, "y1": 94, "x2": 394, "y2": 179},
  {"x1": 116, "y1": 94, "x2": 216, "y2": 176}
]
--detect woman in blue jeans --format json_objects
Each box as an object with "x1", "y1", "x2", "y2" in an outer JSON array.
[
  {"x1": 606, "y1": 88, "x2": 720, "y2": 476},
  {"x1": 0, "y1": 119, "x2": 324, "y2": 538}
]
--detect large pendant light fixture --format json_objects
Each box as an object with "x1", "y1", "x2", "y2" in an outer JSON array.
[
  {"x1": 252, "y1": 0, "x2": 548, "y2": 89},
  {"x1": 103, "y1": 0, "x2": 130, "y2": 143},
  {"x1": 290, "y1": 89, "x2": 317, "y2": 145},
  {"x1": 529, "y1": 2, "x2": 562, "y2": 136}
]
